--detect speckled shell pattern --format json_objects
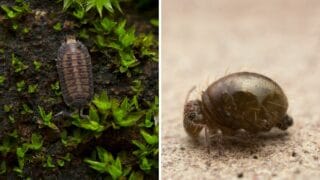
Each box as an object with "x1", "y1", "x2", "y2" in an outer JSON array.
[
  {"x1": 57, "y1": 40, "x2": 93, "y2": 108},
  {"x1": 202, "y1": 72, "x2": 288, "y2": 133}
]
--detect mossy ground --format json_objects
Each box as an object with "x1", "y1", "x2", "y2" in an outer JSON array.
[{"x1": 0, "y1": 0, "x2": 158, "y2": 179}]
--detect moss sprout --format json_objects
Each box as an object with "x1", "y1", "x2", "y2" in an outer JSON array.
[
  {"x1": 16, "y1": 80, "x2": 25, "y2": 92},
  {"x1": 53, "y1": 22, "x2": 62, "y2": 31},
  {"x1": 11, "y1": 53, "x2": 28, "y2": 73},
  {"x1": 0, "y1": 76, "x2": 5, "y2": 85}
]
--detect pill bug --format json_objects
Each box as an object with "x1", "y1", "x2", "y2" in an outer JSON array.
[
  {"x1": 183, "y1": 72, "x2": 293, "y2": 150},
  {"x1": 57, "y1": 36, "x2": 93, "y2": 110}
]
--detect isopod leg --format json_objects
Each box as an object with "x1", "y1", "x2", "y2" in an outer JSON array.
[
  {"x1": 55, "y1": 109, "x2": 88, "y2": 119},
  {"x1": 205, "y1": 126, "x2": 210, "y2": 153},
  {"x1": 54, "y1": 110, "x2": 73, "y2": 118},
  {"x1": 54, "y1": 109, "x2": 89, "y2": 119},
  {"x1": 184, "y1": 86, "x2": 196, "y2": 104},
  {"x1": 209, "y1": 129, "x2": 224, "y2": 155},
  {"x1": 183, "y1": 117, "x2": 203, "y2": 138},
  {"x1": 79, "y1": 108, "x2": 89, "y2": 119}
]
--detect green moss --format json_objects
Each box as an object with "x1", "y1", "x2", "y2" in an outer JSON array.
[
  {"x1": 38, "y1": 106, "x2": 58, "y2": 130},
  {"x1": 14, "y1": 146, "x2": 27, "y2": 175},
  {"x1": 61, "y1": 129, "x2": 86, "y2": 147},
  {"x1": 63, "y1": 0, "x2": 122, "y2": 17},
  {"x1": 16, "y1": 80, "x2": 25, "y2": 92},
  {"x1": 95, "y1": 35, "x2": 108, "y2": 48},
  {"x1": 0, "y1": 76, "x2": 5, "y2": 85},
  {"x1": 43, "y1": 156, "x2": 55, "y2": 168},
  {"x1": 100, "y1": 17, "x2": 116, "y2": 32},
  {"x1": 24, "y1": 133, "x2": 43, "y2": 151},
  {"x1": 0, "y1": 161, "x2": 6, "y2": 175},
  {"x1": 11, "y1": 53, "x2": 28, "y2": 73},
  {"x1": 140, "y1": 129, "x2": 158, "y2": 145},
  {"x1": 0, "y1": 0, "x2": 31, "y2": 35},
  {"x1": 21, "y1": 104, "x2": 34, "y2": 114},
  {"x1": 71, "y1": 92, "x2": 146, "y2": 132},
  {"x1": 150, "y1": 19, "x2": 158, "y2": 27},
  {"x1": 0, "y1": 131, "x2": 43, "y2": 177},
  {"x1": 57, "y1": 159, "x2": 65, "y2": 167},
  {"x1": 12, "y1": 22, "x2": 19, "y2": 31},
  {"x1": 135, "y1": 34, "x2": 158, "y2": 61},
  {"x1": 131, "y1": 80, "x2": 144, "y2": 95},
  {"x1": 4, "y1": 104, "x2": 13, "y2": 112},
  {"x1": 22, "y1": 27, "x2": 30, "y2": 34},
  {"x1": 0, "y1": 138, "x2": 12, "y2": 156},
  {"x1": 78, "y1": 28, "x2": 89, "y2": 39},
  {"x1": 53, "y1": 22, "x2": 62, "y2": 31},
  {"x1": 51, "y1": 81, "x2": 61, "y2": 96},
  {"x1": 140, "y1": 96, "x2": 158, "y2": 128},
  {"x1": 71, "y1": 106, "x2": 106, "y2": 132},
  {"x1": 71, "y1": 5, "x2": 84, "y2": 19},
  {"x1": 111, "y1": 96, "x2": 145, "y2": 128},
  {"x1": 8, "y1": 115, "x2": 15, "y2": 123},
  {"x1": 0, "y1": 2, "x2": 30, "y2": 20},
  {"x1": 28, "y1": 84, "x2": 38, "y2": 94},
  {"x1": 132, "y1": 126, "x2": 158, "y2": 173},
  {"x1": 92, "y1": 91, "x2": 112, "y2": 118},
  {"x1": 84, "y1": 147, "x2": 125, "y2": 179},
  {"x1": 128, "y1": 171, "x2": 144, "y2": 180},
  {"x1": 58, "y1": 0, "x2": 158, "y2": 75},
  {"x1": 33, "y1": 60, "x2": 42, "y2": 71}
]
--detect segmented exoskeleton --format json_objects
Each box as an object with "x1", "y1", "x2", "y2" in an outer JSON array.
[{"x1": 57, "y1": 36, "x2": 93, "y2": 114}]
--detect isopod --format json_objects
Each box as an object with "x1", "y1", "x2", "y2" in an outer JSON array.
[
  {"x1": 56, "y1": 36, "x2": 93, "y2": 116},
  {"x1": 183, "y1": 72, "x2": 293, "y2": 151}
]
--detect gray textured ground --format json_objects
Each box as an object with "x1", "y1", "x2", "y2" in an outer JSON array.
[{"x1": 161, "y1": 0, "x2": 320, "y2": 179}]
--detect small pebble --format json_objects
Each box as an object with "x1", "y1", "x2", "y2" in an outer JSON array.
[
  {"x1": 294, "y1": 168, "x2": 300, "y2": 174},
  {"x1": 237, "y1": 172, "x2": 243, "y2": 178},
  {"x1": 313, "y1": 156, "x2": 318, "y2": 160},
  {"x1": 205, "y1": 160, "x2": 211, "y2": 168}
]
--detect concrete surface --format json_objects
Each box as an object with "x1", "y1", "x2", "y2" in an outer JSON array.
[{"x1": 161, "y1": 0, "x2": 320, "y2": 179}]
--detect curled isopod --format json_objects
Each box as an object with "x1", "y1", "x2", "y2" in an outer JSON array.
[{"x1": 183, "y1": 72, "x2": 293, "y2": 152}]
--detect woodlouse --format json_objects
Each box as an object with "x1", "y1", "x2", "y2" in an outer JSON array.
[
  {"x1": 57, "y1": 36, "x2": 93, "y2": 112},
  {"x1": 183, "y1": 72, "x2": 293, "y2": 151}
]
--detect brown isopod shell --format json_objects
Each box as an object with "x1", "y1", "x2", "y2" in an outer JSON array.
[
  {"x1": 183, "y1": 72, "x2": 293, "y2": 138},
  {"x1": 57, "y1": 37, "x2": 93, "y2": 108}
]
